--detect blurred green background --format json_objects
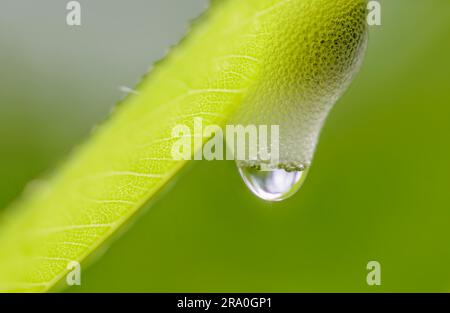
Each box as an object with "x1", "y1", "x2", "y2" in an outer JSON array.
[{"x1": 1, "y1": 0, "x2": 450, "y2": 292}]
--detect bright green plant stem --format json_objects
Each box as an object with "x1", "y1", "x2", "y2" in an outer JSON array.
[{"x1": 0, "y1": 0, "x2": 367, "y2": 292}]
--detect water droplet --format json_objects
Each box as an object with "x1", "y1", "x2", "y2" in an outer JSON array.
[{"x1": 238, "y1": 165, "x2": 309, "y2": 202}]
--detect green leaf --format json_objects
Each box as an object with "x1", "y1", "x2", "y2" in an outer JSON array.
[{"x1": 0, "y1": 0, "x2": 367, "y2": 292}]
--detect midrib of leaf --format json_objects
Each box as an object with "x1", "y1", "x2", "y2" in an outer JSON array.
[{"x1": 0, "y1": 0, "x2": 280, "y2": 292}]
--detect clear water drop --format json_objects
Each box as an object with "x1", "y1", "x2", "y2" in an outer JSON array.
[{"x1": 238, "y1": 165, "x2": 309, "y2": 202}]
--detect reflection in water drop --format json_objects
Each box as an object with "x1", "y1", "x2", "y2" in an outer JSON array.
[{"x1": 238, "y1": 165, "x2": 309, "y2": 202}]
